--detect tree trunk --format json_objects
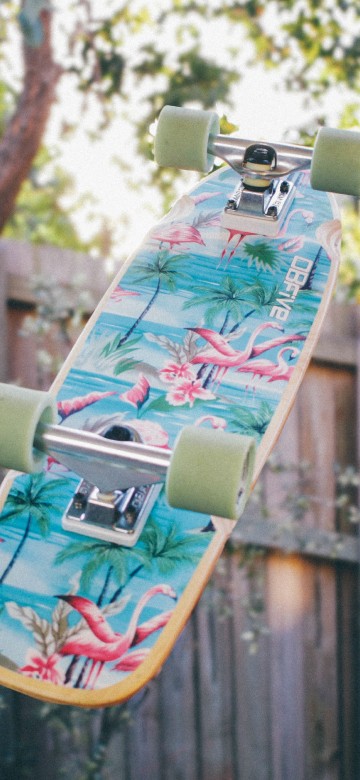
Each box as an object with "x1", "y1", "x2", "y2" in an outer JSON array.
[{"x1": 0, "y1": 9, "x2": 62, "y2": 232}]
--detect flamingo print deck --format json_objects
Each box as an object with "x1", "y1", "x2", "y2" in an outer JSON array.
[{"x1": 0, "y1": 165, "x2": 339, "y2": 706}]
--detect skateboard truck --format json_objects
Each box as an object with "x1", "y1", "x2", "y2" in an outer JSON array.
[
  {"x1": 155, "y1": 105, "x2": 316, "y2": 237},
  {"x1": 0, "y1": 380, "x2": 255, "y2": 547},
  {"x1": 207, "y1": 135, "x2": 311, "y2": 237},
  {"x1": 221, "y1": 143, "x2": 297, "y2": 237},
  {"x1": 31, "y1": 421, "x2": 255, "y2": 546},
  {"x1": 35, "y1": 422, "x2": 170, "y2": 546},
  {"x1": 155, "y1": 105, "x2": 360, "y2": 237}
]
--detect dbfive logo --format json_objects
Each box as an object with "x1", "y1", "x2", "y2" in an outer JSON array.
[{"x1": 270, "y1": 256, "x2": 314, "y2": 322}]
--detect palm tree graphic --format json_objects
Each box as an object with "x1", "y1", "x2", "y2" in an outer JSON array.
[
  {"x1": 115, "y1": 249, "x2": 188, "y2": 349},
  {"x1": 0, "y1": 473, "x2": 69, "y2": 585},
  {"x1": 184, "y1": 275, "x2": 256, "y2": 334},
  {"x1": 184, "y1": 275, "x2": 280, "y2": 386}
]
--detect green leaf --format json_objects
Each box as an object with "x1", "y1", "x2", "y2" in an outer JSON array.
[{"x1": 142, "y1": 394, "x2": 173, "y2": 414}]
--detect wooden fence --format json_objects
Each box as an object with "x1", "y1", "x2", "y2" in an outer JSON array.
[{"x1": 0, "y1": 240, "x2": 359, "y2": 779}]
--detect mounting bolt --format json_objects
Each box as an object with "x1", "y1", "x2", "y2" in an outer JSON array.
[
  {"x1": 73, "y1": 491, "x2": 87, "y2": 511},
  {"x1": 226, "y1": 198, "x2": 238, "y2": 211},
  {"x1": 280, "y1": 180, "x2": 290, "y2": 193}
]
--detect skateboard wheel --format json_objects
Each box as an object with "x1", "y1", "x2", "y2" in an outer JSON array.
[
  {"x1": 311, "y1": 127, "x2": 360, "y2": 196},
  {"x1": 166, "y1": 426, "x2": 255, "y2": 520},
  {"x1": 155, "y1": 105, "x2": 220, "y2": 172},
  {"x1": 0, "y1": 383, "x2": 57, "y2": 473}
]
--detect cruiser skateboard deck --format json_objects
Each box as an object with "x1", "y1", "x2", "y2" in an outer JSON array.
[{"x1": 0, "y1": 106, "x2": 357, "y2": 706}]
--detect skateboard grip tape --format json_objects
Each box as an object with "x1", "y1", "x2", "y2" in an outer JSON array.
[
  {"x1": 155, "y1": 105, "x2": 220, "y2": 172},
  {"x1": 166, "y1": 426, "x2": 255, "y2": 520},
  {"x1": 0, "y1": 383, "x2": 57, "y2": 473}
]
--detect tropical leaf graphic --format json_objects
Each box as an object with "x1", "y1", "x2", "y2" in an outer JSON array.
[
  {"x1": 100, "y1": 334, "x2": 140, "y2": 360},
  {"x1": 147, "y1": 329, "x2": 200, "y2": 364},
  {"x1": 50, "y1": 597, "x2": 75, "y2": 648},
  {"x1": 242, "y1": 241, "x2": 281, "y2": 273},
  {"x1": 229, "y1": 401, "x2": 274, "y2": 439},
  {"x1": 6, "y1": 602, "x2": 55, "y2": 657},
  {"x1": 139, "y1": 520, "x2": 210, "y2": 575}
]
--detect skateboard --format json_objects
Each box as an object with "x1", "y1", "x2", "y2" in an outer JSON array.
[{"x1": 0, "y1": 106, "x2": 357, "y2": 707}]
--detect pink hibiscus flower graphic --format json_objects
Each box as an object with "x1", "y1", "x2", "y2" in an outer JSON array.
[
  {"x1": 20, "y1": 650, "x2": 64, "y2": 685},
  {"x1": 159, "y1": 361, "x2": 196, "y2": 384},
  {"x1": 166, "y1": 379, "x2": 215, "y2": 408}
]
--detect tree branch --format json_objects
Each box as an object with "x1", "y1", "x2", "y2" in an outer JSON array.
[{"x1": 0, "y1": 9, "x2": 62, "y2": 232}]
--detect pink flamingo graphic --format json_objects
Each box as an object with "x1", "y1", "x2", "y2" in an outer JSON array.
[
  {"x1": 58, "y1": 584, "x2": 177, "y2": 688},
  {"x1": 150, "y1": 223, "x2": 205, "y2": 250},
  {"x1": 163, "y1": 191, "x2": 221, "y2": 223},
  {"x1": 237, "y1": 346, "x2": 301, "y2": 385},
  {"x1": 195, "y1": 415, "x2": 227, "y2": 429},
  {"x1": 316, "y1": 219, "x2": 341, "y2": 263},
  {"x1": 110, "y1": 286, "x2": 140, "y2": 303},
  {"x1": 277, "y1": 209, "x2": 313, "y2": 252},
  {"x1": 190, "y1": 322, "x2": 305, "y2": 386},
  {"x1": 113, "y1": 647, "x2": 150, "y2": 672},
  {"x1": 221, "y1": 227, "x2": 256, "y2": 265}
]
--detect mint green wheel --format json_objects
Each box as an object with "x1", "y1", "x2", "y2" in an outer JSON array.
[
  {"x1": 311, "y1": 127, "x2": 360, "y2": 196},
  {"x1": 155, "y1": 105, "x2": 220, "y2": 173},
  {"x1": 166, "y1": 426, "x2": 256, "y2": 520},
  {"x1": 0, "y1": 383, "x2": 57, "y2": 473}
]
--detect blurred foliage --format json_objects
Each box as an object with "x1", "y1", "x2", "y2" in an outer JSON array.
[
  {"x1": 5, "y1": 1, "x2": 360, "y2": 149},
  {"x1": 0, "y1": 1, "x2": 359, "y2": 262},
  {"x1": 337, "y1": 204, "x2": 360, "y2": 303},
  {"x1": 3, "y1": 147, "x2": 92, "y2": 250}
]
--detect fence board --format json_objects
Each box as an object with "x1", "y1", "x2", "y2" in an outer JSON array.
[
  {"x1": 229, "y1": 552, "x2": 271, "y2": 780},
  {"x1": 157, "y1": 623, "x2": 199, "y2": 780},
  {"x1": 194, "y1": 571, "x2": 235, "y2": 780},
  {"x1": 267, "y1": 555, "x2": 308, "y2": 779}
]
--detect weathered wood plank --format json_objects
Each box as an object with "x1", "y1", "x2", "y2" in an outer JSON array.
[
  {"x1": 124, "y1": 686, "x2": 162, "y2": 780},
  {"x1": 193, "y1": 565, "x2": 235, "y2": 780},
  {"x1": 315, "y1": 302, "x2": 359, "y2": 367},
  {"x1": 267, "y1": 554, "x2": 307, "y2": 780},
  {"x1": 7, "y1": 307, "x2": 39, "y2": 387},
  {"x1": 1, "y1": 239, "x2": 109, "y2": 306},
  {"x1": 335, "y1": 566, "x2": 359, "y2": 780},
  {"x1": 229, "y1": 551, "x2": 271, "y2": 780},
  {"x1": 156, "y1": 622, "x2": 199, "y2": 780},
  {"x1": 232, "y1": 515, "x2": 359, "y2": 563}
]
